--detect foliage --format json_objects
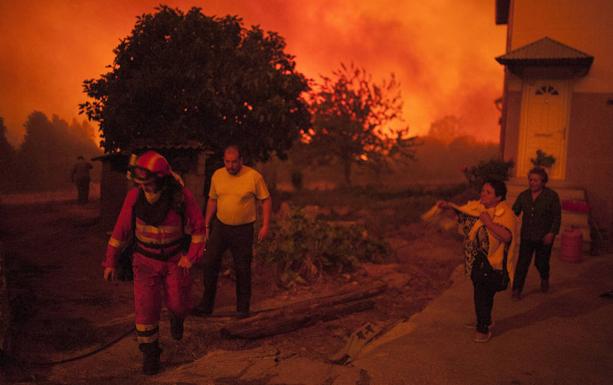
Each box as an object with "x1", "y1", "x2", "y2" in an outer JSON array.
[
  {"x1": 305, "y1": 63, "x2": 417, "y2": 186},
  {"x1": 257, "y1": 206, "x2": 391, "y2": 285},
  {"x1": 462, "y1": 158, "x2": 514, "y2": 191},
  {"x1": 530, "y1": 149, "x2": 556, "y2": 168},
  {"x1": 14, "y1": 112, "x2": 101, "y2": 191},
  {"x1": 80, "y1": 5, "x2": 310, "y2": 163}
]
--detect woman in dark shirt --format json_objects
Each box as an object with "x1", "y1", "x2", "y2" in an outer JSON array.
[{"x1": 511, "y1": 167, "x2": 561, "y2": 299}]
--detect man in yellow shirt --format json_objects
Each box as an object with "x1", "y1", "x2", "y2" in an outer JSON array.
[{"x1": 194, "y1": 145, "x2": 271, "y2": 318}]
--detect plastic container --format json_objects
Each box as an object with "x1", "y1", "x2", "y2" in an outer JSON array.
[
  {"x1": 560, "y1": 227, "x2": 583, "y2": 263},
  {"x1": 561, "y1": 199, "x2": 590, "y2": 213}
]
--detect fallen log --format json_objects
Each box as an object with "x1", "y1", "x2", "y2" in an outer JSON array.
[
  {"x1": 220, "y1": 299, "x2": 375, "y2": 339},
  {"x1": 219, "y1": 282, "x2": 387, "y2": 339},
  {"x1": 230, "y1": 281, "x2": 387, "y2": 324}
]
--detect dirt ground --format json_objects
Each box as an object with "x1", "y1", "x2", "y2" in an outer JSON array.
[{"x1": 0, "y1": 191, "x2": 463, "y2": 384}]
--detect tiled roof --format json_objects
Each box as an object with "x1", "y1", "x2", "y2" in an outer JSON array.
[
  {"x1": 496, "y1": 37, "x2": 594, "y2": 64},
  {"x1": 131, "y1": 140, "x2": 206, "y2": 151},
  {"x1": 92, "y1": 141, "x2": 207, "y2": 161}
]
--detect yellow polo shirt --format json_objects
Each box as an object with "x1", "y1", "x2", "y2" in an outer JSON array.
[{"x1": 209, "y1": 166, "x2": 270, "y2": 225}]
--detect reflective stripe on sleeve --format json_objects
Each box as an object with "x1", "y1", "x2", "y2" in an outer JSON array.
[
  {"x1": 108, "y1": 237, "x2": 122, "y2": 248},
  {"x1": 191, "y1": 234, "x2": 205, "y2": 243}
]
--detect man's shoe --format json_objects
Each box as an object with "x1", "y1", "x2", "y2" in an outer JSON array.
[
  {"x1": 237, "y1": 311, "x2": 250, "y2": 319},
  {"x1": 192, "y1": 302, "x2": 212, "y2": 317},
  {"x1": 464, "y1": 320, "x2": 495, "y2": 330},
  {"x1": 512, "y1": 290, "x2": 522, "y2": 301},
  {"x1": 473, "y1": 331, "x2": 492, "y2": 343},
  {"x1": 541, "y1": 279, "x2": 549, "y2": 293},
  {"x1": 170, "y1": 314, "x2": 184, "y2": 341},
  {"x1": 139, "y1": 342, "x2": 162, "y2": 375}
]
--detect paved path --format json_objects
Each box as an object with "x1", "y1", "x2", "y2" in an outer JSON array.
[
  {"x1": 355, "y1": 252, "x2": 613, "y2": 385},
  {"x1": 153, "y1": 252, "x2": 613, "y2": 385}
]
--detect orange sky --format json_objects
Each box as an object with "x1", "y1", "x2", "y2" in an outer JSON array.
[{"x1": 0, "y1": 0, "x2": 506, "y2": 146}]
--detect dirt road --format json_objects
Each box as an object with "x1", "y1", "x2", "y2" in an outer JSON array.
[{"x1": 0, "y1": 195, "x2": 462, "y2": 384}]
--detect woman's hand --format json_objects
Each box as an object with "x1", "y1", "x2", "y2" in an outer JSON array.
[
  {"x1": 480, "y1": 212, "x2": 512, "y2": 243},
  {"x1": 479, "y1": 211, "x2": 493, "y2": 225}
]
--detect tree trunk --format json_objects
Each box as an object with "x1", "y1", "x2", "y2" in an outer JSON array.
[
  {"x1": 220, "y1": 282, "x2": 387, "y2": 339},
  {"x1": 220, "y1": 299, "x2": 375, "y2": 339}
]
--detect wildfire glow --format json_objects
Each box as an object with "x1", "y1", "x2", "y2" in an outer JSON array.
[{"x1": 0, "y1": 0, "x2": 505, "y2": 146}]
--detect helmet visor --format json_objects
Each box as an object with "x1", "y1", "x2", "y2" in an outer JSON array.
[{"x1": 129, "y1": 165, "x2": 157, "y2": 184}]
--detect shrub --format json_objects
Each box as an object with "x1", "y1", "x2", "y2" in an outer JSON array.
[
  {"x1": 530, "y1": 149, "x2": 556, "y2": 168},
  {"x1": 256, "y1": 206, "x2": 391, "y2": 286}
]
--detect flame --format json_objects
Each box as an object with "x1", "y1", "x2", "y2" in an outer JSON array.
[{"x1": 0, "y1": 0, "x2": 505, "y2": 146}]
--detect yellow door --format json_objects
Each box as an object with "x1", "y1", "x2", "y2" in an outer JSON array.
[{"x1": 517, "y1": 79, "x2": 571, "y2": 180}]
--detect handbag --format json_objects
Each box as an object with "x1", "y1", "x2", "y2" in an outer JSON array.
[{"x1": 471, "y1": 251, "x2": 509, "y2": 292}]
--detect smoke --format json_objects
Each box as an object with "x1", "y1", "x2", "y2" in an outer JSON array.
[{"x1": 0, "y1": 0, "x2": 505, "y2": 145}]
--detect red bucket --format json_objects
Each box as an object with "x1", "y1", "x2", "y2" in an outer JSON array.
[{"x1": 559, "y1": 227, "x2": 583, "y2": 263}]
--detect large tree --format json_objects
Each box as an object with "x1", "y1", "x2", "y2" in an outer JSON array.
[
  {"x1": 306, "y1": 63, "x2": 417, "y2": 186},
  {"x1": 80, "y1": 5, "x2": 310, "y2": 163}
]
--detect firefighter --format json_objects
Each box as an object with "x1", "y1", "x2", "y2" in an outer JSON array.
[{"x1": 102, "y1": 151, "x2": 205, "y2": 375}]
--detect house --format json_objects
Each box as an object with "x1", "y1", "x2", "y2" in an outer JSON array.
[
  {"x1": 93, "y1": 142, "x2": 208, "y2": 231},
  {"x1": 495, "y1": 0, "x2": 613, "y2": 249}
]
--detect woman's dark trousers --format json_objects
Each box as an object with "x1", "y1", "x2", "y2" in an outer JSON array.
[
  {"x1": 472, "y1": 278, "x2": 497, "y2": 333},
  {"x1": 513, "y1": 239, "x2": 552, "y2": 293}
]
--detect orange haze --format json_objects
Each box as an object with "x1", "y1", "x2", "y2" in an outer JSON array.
[{"x1": 0, "y1": 0, "x2": 506, "y2": 146}]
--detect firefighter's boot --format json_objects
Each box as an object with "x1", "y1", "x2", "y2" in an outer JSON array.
[
  {"x1": 139, "y1": 341, "x2": 161, "y2": 375},
  {"x1": 170, "y1": 313, "x2": 184, "y2": 341}
]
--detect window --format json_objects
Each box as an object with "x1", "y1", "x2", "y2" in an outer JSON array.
[{"x1": 535, "y1": 85, "x2": 559, "y2": 96}]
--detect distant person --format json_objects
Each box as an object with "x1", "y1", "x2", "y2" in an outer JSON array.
[
  {"x1": 193, "y1": 145, "x2": 271, "y2": 318},
  {"x1": 438, "y1": 179, "x2": 517, "y2": 342},
  {"x1": 511, "y1": 167, "x2": 561, "y2": 300},
  {"x1": 102, "y1": 151, "x2": 205, "y2": 375},
  {"x1": 71, "y1": 155, "x2": 92, "y2": 204}
]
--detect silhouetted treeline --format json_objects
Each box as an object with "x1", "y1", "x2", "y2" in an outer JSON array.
[
  {"x1": 398, "y1": 135, "x2": 499, "y2": 183},
  {"x1": 0, "y1": 112, "x2": 102, "y2": 193},
  {"x1": 0, "y1": 117, "x2": 17, "y2": 192},
  {"x1": 259, "y1": 132, "x2": 499, "y2": 190}
]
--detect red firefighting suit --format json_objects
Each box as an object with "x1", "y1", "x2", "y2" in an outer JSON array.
[{"x1": 102, "y1": 187, "x2": 205, "y2": 344}]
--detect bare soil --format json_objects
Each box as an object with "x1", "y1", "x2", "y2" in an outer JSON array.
[{"x1": 0, "y1": 191, "x2": 462, "y2": 384}]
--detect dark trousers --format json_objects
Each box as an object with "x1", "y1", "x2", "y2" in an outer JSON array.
[
  {"x1": 513, "y1": 239, "x2": 552, "y2": 293},
  {"x1": 76, "y1": 179, "x2": 90, "y2": 204},
  {"x1": 201, "y1": 219, "x2": 254, "y2": 314},
  {"x1": 472, "y1": 278, "x2": 497, "y2": 333}
]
